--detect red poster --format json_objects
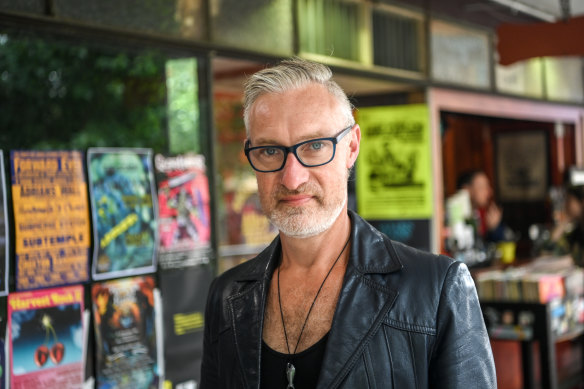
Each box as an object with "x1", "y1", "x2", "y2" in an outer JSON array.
[
  {"x1": 8, "y1": 285, "x2": 84, "y2": 389},
  {"x1": 155, "y1": 153, "x2": 212, "y2": 269}
]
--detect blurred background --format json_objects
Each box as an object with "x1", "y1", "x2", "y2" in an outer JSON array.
[{"x1": 1, "y1": 1, "x2": 584, "y2": 388}]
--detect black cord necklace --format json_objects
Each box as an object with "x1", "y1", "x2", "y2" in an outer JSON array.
[{"x1": 277, "y1": 236, "x2": 351, "y2": 389}]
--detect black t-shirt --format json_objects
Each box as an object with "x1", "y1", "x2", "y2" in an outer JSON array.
[{"x1": 260, "y1": 332, "x2": 329, "y2": 389}]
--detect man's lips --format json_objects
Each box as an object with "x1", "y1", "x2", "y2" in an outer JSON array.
[{"x1": 278, "y1": 194, "x2": 313, "y2": 206}]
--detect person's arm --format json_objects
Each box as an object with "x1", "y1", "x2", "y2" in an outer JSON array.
[
  {"x1": 430, "y1": 261, "x2": 497, "y2": 388},
  {"x1": 485, "y1": 203, "x2": 506, "y2": 242},
  {"x1": 200, "y1": 278, "x2": 219, "y2": 388}
]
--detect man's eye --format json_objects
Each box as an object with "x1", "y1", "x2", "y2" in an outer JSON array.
[
  {"x1": 261, "y1": 147, "x2": 279, "y2": 157},
  {"x1": 302, "y1": 141, "x2": 329, "y2": 153},
  {"x1": 310, "y1": 142, "x2": 324, "y2": 150}
]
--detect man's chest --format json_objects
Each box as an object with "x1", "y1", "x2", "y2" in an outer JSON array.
[{"x1": 262, "y1": 275, "x2": 343, "y2": 354}]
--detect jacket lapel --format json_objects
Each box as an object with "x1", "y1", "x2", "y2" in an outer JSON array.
[
  {"x1": 317, "y1": 212, "x2": 403, "y2": 389},
  {"x1": 227, "y1": 237, "x2": 280, "y2": 388}
]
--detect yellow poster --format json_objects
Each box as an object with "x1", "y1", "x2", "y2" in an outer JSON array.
[
  {"x1": 11, "y1": 150, "x2": 90, "y2": 290},
  {"x1": 356, "y1": 104, "x2": 433, "y2": 219}
]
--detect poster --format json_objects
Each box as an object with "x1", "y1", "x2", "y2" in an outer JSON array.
[
  {"x1": 496, "y1": 131, "x2": 548, "y2": 201},
  {"x1": 10, "y1": 150, "x2": 90, "y2": 290},
  {"x1": 369, "y1": 219, "x2": 431, "y2": 252},
  {"x1": 0, "y1": 152, "x2": 8, "y2": 296},
  {"x1": 87, "y1": 148, "x2": 158, "y2": 280},
  {"x1": 154, "y1": 154, "x2": 212, "y2": 269},
  {"x1": 8, "y1": 286, "x2": 84, "y2": 389},
  {"x1": 160, "y1": 265, "x2": 212, "y2": 387},
  {"x1": 356, "y1": 104, "x2": 434, "y2": 219},
  {"x1": 92, "y1": 276, "x2": 158, "y2": 389}
]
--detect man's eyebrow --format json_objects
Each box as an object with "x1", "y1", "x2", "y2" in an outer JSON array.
[{"x1": 251, "y1": 131, "x2": 331, "y2": 146}]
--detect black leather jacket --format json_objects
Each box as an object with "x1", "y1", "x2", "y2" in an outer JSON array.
[{"x1": 201, "y1": 211, "x2": 496, "y2": 388}]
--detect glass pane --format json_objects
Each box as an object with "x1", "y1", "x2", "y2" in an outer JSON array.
[
  {"x1": 372, "y1": 9, "x2": 422, "y2": 72},
  {"x1": 53, "y1": 0, "x2": 207, "y2": 40},
  {"x1": 166, "y1": 58, "x2": 200, "y2": 154},
  {"x1": 496, "y1": 58, "x2": 544, "y2": 98},
  {"x1": 298, "y1": 0, "x2": 361, "y2": 62},
  {"x1": 0, "y1": 0, "x2": 44, "y2": 14},
  {"x1": 211, "y1": 0, "x2": 293, "y2": 55},
  {"x1": 0, "y1": 29, "x2": 204, "y2": 153},
  {"x1": 431, "y1": 19, "x2": 490, "y2": 88},
  {"x1": 544, "y1": 57, "x2": 584, "y2": 102}
]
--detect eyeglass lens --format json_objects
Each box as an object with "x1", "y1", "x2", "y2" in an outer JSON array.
[{"x1": 248, "y1": 139, "x2": 335, "y2": 172}]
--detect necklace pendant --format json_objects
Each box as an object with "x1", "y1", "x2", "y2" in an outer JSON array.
[{"x1": 286, "y1": 362, "x2": 295, "y2": 389}]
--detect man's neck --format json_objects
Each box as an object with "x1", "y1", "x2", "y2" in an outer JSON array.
[{"x1": 278, "y1": 210, "x2": 351, "y2": 274}]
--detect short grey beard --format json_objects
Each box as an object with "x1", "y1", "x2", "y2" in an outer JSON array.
[{"x1": 268, "y1": 197, "x2": 346, "y2": 238}]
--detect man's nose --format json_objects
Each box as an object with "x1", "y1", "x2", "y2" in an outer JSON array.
[{"x1": 280, "y1": 152, "x2": 309, "y2": 190}]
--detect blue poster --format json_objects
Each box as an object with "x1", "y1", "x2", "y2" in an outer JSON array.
[{"x1": 87, "y1": 148, "x2": 158, "y2": 280}]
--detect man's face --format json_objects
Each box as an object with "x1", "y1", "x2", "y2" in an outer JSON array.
[
  {"x1": 469, "y1": 173, "x2": 492, "y2": 209},
  {"x1": 246, "y1": 83, "x2": 360, "y2": 238}
]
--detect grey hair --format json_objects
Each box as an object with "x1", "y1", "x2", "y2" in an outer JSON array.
[{"x1": 243, "y1": 57, "x2": 354, "y2": 135}]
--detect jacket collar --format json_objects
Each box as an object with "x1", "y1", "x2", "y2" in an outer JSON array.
[
  {"x1": 232, "y1": 210, "x2": 403, "y2": 281},
  {"x1": 228, "y1": 210, "x2": 403, "y2": 388}
]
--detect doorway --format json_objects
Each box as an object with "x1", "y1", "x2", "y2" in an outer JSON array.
[{"x1": 441, "y1": 111, "x2": 577, "y2": 257}]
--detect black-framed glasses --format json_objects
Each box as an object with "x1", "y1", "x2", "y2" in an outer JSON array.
[{"x1": 244, "y1": 125, "x2": 354, "y2": 173}]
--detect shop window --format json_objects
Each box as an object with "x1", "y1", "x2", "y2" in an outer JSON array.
[
  {"x1": 213, "y1": 88, "x2": 277, "y2": 273},
  {"x1": 210, "y1": 0, "x2": 293, "y2": 56},
  {"x1": 0, "y1": 0, "x2": 44, "y2": 14},
  {"x1": 544, "y1": 57, "x2": 584, "y2": 103},
  {"x1": 496, "y1": 58, "x2": 545, "y2": 99},
  {"x1": 372, "y1": 8, "x2": 423, "y2": 72},
  {"x1": 431, "y1": 19, "x2": 491, "y2": 89},
  {"x1": 53, "y1": 0, "x2": 207, "y2": 40},
  {"x1": 0, "y1": 29, "x2": 204, "y2": 154},
  {"x1": 297, "y1": 0, "x2": 363, "y2": 62}
]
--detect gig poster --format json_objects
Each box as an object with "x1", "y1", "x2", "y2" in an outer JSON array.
[
  {"x1": 92, "y1": 276, "x2": 158, "y2": 389},
  {"x1": 356, "y1": 104, "x2": 434, "y2": 219},
  {"x1": 154, "y1": 153, "x2": 212, "y2": 269},
  {"x1": 0, "y1": 152, "x2": 8, "y2": 296},
  {"x1": 160, "y1": 265, "x2": 212, "y2": 387},
  {"x1": 8, "y1": 285, "x2": 84, "y2": 389},
  {"x1": 87, "y1": 148, "x2": 158, "y2": 280},
  {"x1": 10, "y1": 150, "x2": 90, "y2": 290}
]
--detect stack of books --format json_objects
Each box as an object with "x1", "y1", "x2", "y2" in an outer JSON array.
[{"x1": 476, "y1": 256, "x2": 584, "y2": 336}]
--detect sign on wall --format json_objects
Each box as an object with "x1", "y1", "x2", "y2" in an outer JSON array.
[
  {"x1": 10, "y1": 151, "x2": 90, "y2": 290},
  {"x1": 87, "y1": 148, "x2": 158, "y2": 280},
  {"x1": 356, "y1": 104, "x2": 434, "y2": 219},
  {"x1": 154, "y1": 153, "x2": 212, "y2": 269},
  {"x1": 8, "y1": 285, "x2": 84, "y2": 389}
]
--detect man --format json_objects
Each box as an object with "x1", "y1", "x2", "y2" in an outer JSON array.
[
  {"x1": 457, "y1": 170, "x2": 505, "y2": 242},
  {"x1": 201, "y1": 58, "x2": 496, "y2": 388}
]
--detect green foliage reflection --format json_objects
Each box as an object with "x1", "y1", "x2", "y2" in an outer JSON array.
[{"x1": 0, "y1": 33, "x2": 169, "y2": 152}]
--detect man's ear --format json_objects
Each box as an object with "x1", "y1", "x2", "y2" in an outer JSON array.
[{"x1": 346, "y1": 124, "x2": 361, "y2": 169}]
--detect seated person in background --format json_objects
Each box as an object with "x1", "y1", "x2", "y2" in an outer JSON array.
[
  {"x1": 457, "y1": 170, "x2": 506, "y2": 243},
  {"x1": 551, "y1": 185, "x2": 584, "y2": 266}
]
